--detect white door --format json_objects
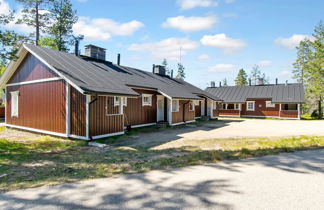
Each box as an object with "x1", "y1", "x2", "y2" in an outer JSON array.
[{"x1": 157, "y1": 96, "x2": 164, "y2": 121}]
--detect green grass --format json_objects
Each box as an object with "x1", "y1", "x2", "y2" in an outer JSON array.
[{"x1": 1, "y1": 129, "x2": 324, "y2": 192}]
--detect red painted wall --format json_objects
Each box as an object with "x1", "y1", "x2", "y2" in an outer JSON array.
[{"x1": 241, "y1": 99, "x2": 280, "y2": 117}]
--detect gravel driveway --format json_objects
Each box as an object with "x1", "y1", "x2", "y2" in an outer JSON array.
[
  {"x1": 1, "y1": 149, "x2": 324, "y2": 210},
  {"x1": 115, "y1": 118, "x2": 324, "y2": 148}
]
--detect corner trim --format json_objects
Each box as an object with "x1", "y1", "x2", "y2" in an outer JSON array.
[{"x1": 6, "y1": 77, "x2": 62, "y2": 87}]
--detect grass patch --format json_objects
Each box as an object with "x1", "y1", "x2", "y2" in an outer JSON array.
[{"x1": 1, "y1": 132, "x2": 324, "y2": 192}]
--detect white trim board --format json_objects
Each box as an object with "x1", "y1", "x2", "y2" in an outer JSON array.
[
  {"x1": 6, "y1": 77, "x2": 62, "y2": 87},
  {"x1": 5, "y1": 123, "x2": 68, "y2": 138},
  {"x1": 171, "y1": 120, "x2": 196, "y2": 126},
  {"x1": 128, "y1": 122, "x2": 156, "y2": 129},
  {"x1": 92, "y1": 131, "x2": 125, "y2": 140}
]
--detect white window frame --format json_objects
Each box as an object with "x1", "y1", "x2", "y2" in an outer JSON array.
[
  {"x1": 189, "y1": 101, "x2": 194, "y2": 111},
  {"x1": 142, "y1": 94, "x2": 152, "y2": 106},
  {"x1": 172, "y1": 99, "x2": 179, "y2": 112},
  {"x1": 213, "y1": 101, "x2": 217, "y2": 110},
  {"x1": 114, "y1": 96, "x2": 120, "y2": 107},
  {"x1": 193, "y1": 100, "x2": 200, "y2": 106},
  {"x1": 246, "y1": 101, "x2": 255, "y2": 111},
  {"x1": 11, "y1": 91, "x2": 19, "y2": 117},
  {"x1": 266, "y1": 101, "x2": 275, "y2": 108},
  {"x1": 235, "y1": 104, "x2": 240, "y2": 110},
  {"x1": 122, "y1": 97, "x2": 127, "y2": 107}
]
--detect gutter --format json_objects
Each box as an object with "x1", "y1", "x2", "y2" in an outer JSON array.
[{"x1": 88, "y1": 95, "x2": 98, "y2": 141}]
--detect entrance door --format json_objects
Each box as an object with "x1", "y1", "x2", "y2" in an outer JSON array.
[{"x1": 157, "y1": 96, "x2": 164, "y2": 122}]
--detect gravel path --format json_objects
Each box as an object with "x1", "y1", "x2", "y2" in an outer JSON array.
[{"x1": 1, "y1": 149, "x2": 324, "y2": 210}]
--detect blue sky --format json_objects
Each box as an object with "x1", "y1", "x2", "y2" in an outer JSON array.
[{"x1": 2, "y1": 0, "x2": 323, "y2": 88}]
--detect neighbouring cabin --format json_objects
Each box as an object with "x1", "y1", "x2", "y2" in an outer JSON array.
[
  {"x1": 0, "y1": 44, "x2": 219, "y2": 140},
  {"x1": 206, "y1": 83, "x2": 304, "y2": 119}
]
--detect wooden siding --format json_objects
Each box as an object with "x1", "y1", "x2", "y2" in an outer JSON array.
[
  {"x1": 0, "y1": 106, "x2": 5, "y2": 118},
  {"x1": 6, "y1": 80, "x2": 66, "y2": 133},
  {"x1": 70, "y1": 86, "x2": 86, "y2": 137},
  {"x1": 241, "y1": 99, "x2": 280, "y2": 117},
  {"x1": 124, "y1": 89, "x2": 157, "y2": 126},
  {"x1": 172, "y1": 100, "x2": 195, "y2": 124},
  {"x1": 195, "y1": 101, "x2": 201, "y2": 117},
  {"x1": 8, "y1": 53, "x2": 58, "y2": 84},
  {"x1": 280, "y1": 110, "x2": 298, "y2": 118},
  {"x1": 107, "y1": 97, "x2": 119, "y2": 115},
  {"x1": 219, "y1": 109, "x2": 240, "y2": 116},
  {"x1": 90, "y1": 96, "x2": 124, "y2": 136}
]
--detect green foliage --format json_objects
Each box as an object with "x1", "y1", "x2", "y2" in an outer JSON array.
[
  {"x1": 222, "y1": 78, "x2": 228, "y2": 86},
  {"x1": 235, "y1": 68, "x2": 248, "y2": 86},
  {"x1": 249, "y1": 65, "x2": 269, "y2": 85},
  {"x1": 176, "y1": 62, "x2": 185, "y2": 80},
  {"x1": 293, "y1": 21, "x2": 324, "y2": 118},
  {"x1": 161, "y1": 58, "x2": 171, "y2": 76},
  {"x1": 15, "y1": 0, "x2": 51, "y2": 45},
  {"x1": 48, "y1": 0, "x2": 77, "y2": 51},
  {"x1": 38, "y1": 36, "x2": 58, "y2": 49}
]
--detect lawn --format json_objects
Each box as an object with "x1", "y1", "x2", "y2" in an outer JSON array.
[{"x1": 1, "y1": 125, "x2": 324, "y2": 192}]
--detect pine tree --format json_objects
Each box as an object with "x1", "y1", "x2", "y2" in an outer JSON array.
[
  {"x1": 176, "y1": 63, "x2": 185, "y2": 80},
  {"x1": 16, "y1": 0, "x2": 51, "y2": 45},
  {"x1": 161, "y1": 58, "x2": 170, "y2": 75},
  {"x1": 293, "y1": 40, "x2": 311, "y2": 83},
  {"x1": 250, "y1": 65, "x2": 261, "y2": 85},
  {"x1": 223, "y1": 78, "x2": 228, "y2": 86},
  {"x1": 48, "y1": 0, "x2": 77, "y2": 51},
  {"x1": 235, "y1": 68, "x2": 248, "y2": 86}
]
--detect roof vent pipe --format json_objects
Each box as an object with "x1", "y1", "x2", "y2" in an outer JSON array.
[
  {"x1": 117, "y1": 53, "x2": 120, "y2": 65},
  {"x1": 275, "y1": 78, "x2": 278, "y2": 85},
  {"x1": 219, "y1": 81, "x2": 222, "y2": 87},
  {"x1": 211, "y1": 81, "x2": 215, "y2": 87},
  {"x1": 249, "y1": 79, "x2": 252, "y2": 86},
  {"x1": 285, "y1": 80, "x2": 288, "y2": 86},
  {"x1": 171, "y1": 69, "x2": 173, "y2": 78}
]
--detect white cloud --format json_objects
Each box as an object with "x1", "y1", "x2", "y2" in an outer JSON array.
[
  {"x1": 258, "y1": 60, "x2": 272, "y2": 67},
  {"x1": 73, "y1": 17, "x2": 144, "y2": 41},
  {"x1": 278, "y1": 70, "x2": 292, "y2": 80},
  {"x1": 225, "y1": 0, "x2": 235, "y2": 3},
  {"x1": 128, "y1": 37, "x2": 199, "y2": 61},
  {"x1": 208, "y1": 64, "x2": 236, "y2": 73},
  {"x1": 275, "y1": 34, "x2": 313, "y2": 49},
  {"x1": 0, "y1": 0, "x2": 10, "y2": 15},
  {"x1": 162, "y1": 16, "x2": 217, "y2": 32},
  {"x1": 198, "y1": 54, "x2": 211, "y2": 60},
  {"x1": 201, "y1": 33, "x2": 246, "y2": 54},
  {"x1": 177, "y1": 0, "x2": 217, "y2": 10}
]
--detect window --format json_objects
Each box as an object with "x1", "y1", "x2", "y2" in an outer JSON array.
[
  {"x1": 213, "y1": 101, "x2": 217, "y2": 110},
  {"x1": 246, "y1": 101, "x2": 255, "y2": 111},
  {"x1": 122, "y1": 97, "x2": 127, "y2": 106},
  {"x1": 235, "y1": 104, "x2": 240, "y2": 110},
  {"x1": 266, "y1": 101, "x2": 275, "y2": 108},
  {"x1": 142, "y1": 94, "x2": 152, "y2": 106},
  {"x1": 11, "y1": 91, "x2": 19, "y2": 117},
  {"x1": 194, "y1": 100, "x2": 200, "y2": 106},
  {"x1": 222, "y1": 103, "x2": 226, "y2": 110},
  {"x1": 172, "y1": 100, "x2": 179, "y2": 112},
  {"x1": 282, "y1": 104, "x2": 298, "y2": 110},
  {"x1": 189, "y1": 101, "x2": 194, "y2": 111},
  {"x1": 114, "y1": 96, "x2": 120, "y2": 106},
  {"x1": 227, "y1": 104, "x2": 235, "y2": 110}
]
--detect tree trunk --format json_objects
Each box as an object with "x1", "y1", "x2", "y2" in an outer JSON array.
[
  {"x1": 35, "y1": 1, "x2": 40, "y2": 45},
  {"x1": 319, "y1": 96, "x2": 322, "y2": 119}
]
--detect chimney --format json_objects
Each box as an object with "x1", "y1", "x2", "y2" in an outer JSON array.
[
  {"x1": 257, "y1": 78, "x2": 264, "y2": 85},
  {"x1": 219, "y1": 81, "x2": 222, "y2": 87},
  {"x1": 85, "y1": 45, "x2": 106, "y2": 61},
  {"x1": 171, "y1": 69, "x2": 173, "y2": 78},
  {"x1": 249, "y1": 79, "x2": 251, "y2": 86},
  {"x1": 285, "y1": 80, "x2": 288, "y2": 86},
  {"x1": 117, "y1": 53, "x2": 120, "y2": 65},
  {"x1": 211, "y1": 81, "x2": 215, "y2": 87},
  {"x1": 275, "y1": 78, "x2": 278, "y2": 85},
  {"x1": 152, "y1": 65, "x2": 166, "y2": 76}
]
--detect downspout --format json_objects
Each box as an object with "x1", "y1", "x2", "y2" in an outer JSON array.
[
  {"x1": 88, "y1": 95, "x2": 98, "y2": 141},
  {"x1": 183, "y1": 100, "x2": 190, "y2": 124}
]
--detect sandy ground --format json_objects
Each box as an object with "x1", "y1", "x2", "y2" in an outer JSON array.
[
  {"x1": 115, "y1": 118, "x2": 324, "y2": 147},
  {"x1": 1, "y1": 149, "x2": 324, "y2": 210}
]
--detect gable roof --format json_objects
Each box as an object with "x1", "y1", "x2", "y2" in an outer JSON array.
[
  {"x1": 206, "y1": 84, "x2": 304, "y2": 103},
  {"x1": 1, "y1": 44, "x2": 219, "y2": 101}
]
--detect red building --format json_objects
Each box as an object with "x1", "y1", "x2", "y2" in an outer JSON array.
[
  {"x1": 206, "y1": 82, "x2": 304, "y2": 119},
  {"x1": 0, "y1": 44, "x2": 219, "y2": 140}
]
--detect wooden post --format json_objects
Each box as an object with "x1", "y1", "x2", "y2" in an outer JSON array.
[{"x1": 298, "y1": 104, "x2": 301, "y2": 120}]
